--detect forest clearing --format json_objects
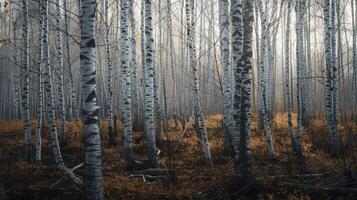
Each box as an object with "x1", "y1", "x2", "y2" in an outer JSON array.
[{"x1": 1, "y1": 0, "x2": 357, "y2": 199}]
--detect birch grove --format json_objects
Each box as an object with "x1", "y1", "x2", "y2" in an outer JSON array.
[{"x1": 1, "y1": 0, "x2": 357, "y2": 198}]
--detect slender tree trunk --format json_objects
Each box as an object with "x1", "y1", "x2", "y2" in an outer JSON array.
[
  {"x1": 257, "y1": 0, "x2": 276, "y2": 159},
  {"x1": 65, "y1": 0, "x2": 79, "y2": 120},
  {"x1": 80, "y1": 0, "x2": 104, "y2": 198},
  {"x1": 35, "y1": 0, "x2": 44, "y2": 163},
  {"x1": 219, "y1": 0, "x2": 233, "y2": 155},
  {"x1": 56, "y1": 0, "x2": 67, "y2": 145},
  {"x1": 295, "y1": 0, "x2": 305, "y2": 153},
  {"x1": 105, "y1": 0, "x2": 116, "y2": 146},
  {"x1": 352, "y1": 0, "x2": 357, "y2": 115},
  {"x1": 237, "y1": 0, "x2": 254, "y2": 181},
  {"x1": 121, "y1": 0, "x2": 134, "y2": 168},
  {"x1": 21, "y1": 0, "x2": 31, "y2": 162},
  {"x1": 239, "y1": 0, "x2": 254, "y2": 180},
  {"x1": 256, "y1": 2, "x2": 264, "y2": 130},
  {"x1": 304, "y1": 0, "x2": 313, "y2": 122},
  {"x1": 167, "y1": 0, "x2": 179, "y2": 128},
  {"x1": 187, "y1": 0, "x2": 213, "y2": 165},
  {"x1": 141, "y1": 0, "x2": 146, "y2": 131},
  {"x1": 129, "y1": 0, "x2": 141, "y2": 131},
  {"x1": 323, "y1": 0, "x2": 338, "y2": 155},
  {"x1": 206, "y1": 0, "x2": 215, "y2": 114},
  {"x1": 144, "y1": 0, "x2": 157, "y2": 167},
  {"x1": 231, "y1": 0, "x2": 243, "y2": 167},
  {"x1": 12, "y1": 22, "x2": 21, "y2": 119},
  {"x1": 43, "y1": 0, "x2": 83, "y2": 188},
  {"x1": 285, "y1": 0, "x2": 301, "y2": 156},
  {"x1": 154, "y1": 0, "x2": 164, "y2": 144}
]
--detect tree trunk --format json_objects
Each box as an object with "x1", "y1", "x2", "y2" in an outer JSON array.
[
  {"x1": 105, "y1": 0, "x2": 116, "y2": 147},
  {"x1": 35, "y1": 0, "x2": 44, "y2": 163},
  {"x1": 56, "y1": 0, "x2": 67, "y2": 145},
  {"x1": 167, "y1": 0, "x2": 179, "y2": 128},
  {"x1": 323, "y1": 0, "x2": 338, "y2": 155},
  {"x1": 219, "y1": 0, "x2": 233, "y2": 155},
  {"x1": 43, "y1": 0, "x2": 83, "y2": 188},
  {"x1": 144, "y1": 0, "x2": 158, "y2": 167},
  {"x1": 231, "y1": 0, "x2": 243, "y2": 167},
  {"x1": 187, "y1": 0, "x2": 213, "y2": 165},
  {"x1": 285, "y1": 0, "x2": 301, "y2": 156},
  {"x1": 80, "y1": 0, "x2": 104, "y2": 198},
  {"x1": 129, "y1": 0, "x2": 141, "y2": 132},
  {"x1": 21, "y1": 0, "x2": 31, "y2": 162},
  {"x1": 121, "y1": 0, "x2": 134, "y2": 168}
]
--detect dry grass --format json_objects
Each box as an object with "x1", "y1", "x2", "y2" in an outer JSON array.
[{"x1": 0, "y1": 113, "x2": 356, "y2": 199}]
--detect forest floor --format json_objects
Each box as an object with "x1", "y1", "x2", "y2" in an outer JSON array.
[{"x1": 0, "y1": 113, "x2": 357, "y2": 199}]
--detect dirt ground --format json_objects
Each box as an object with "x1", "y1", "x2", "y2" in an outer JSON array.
[{"x1": 0, "y1": 113, "x2": 356, "y2": 199}]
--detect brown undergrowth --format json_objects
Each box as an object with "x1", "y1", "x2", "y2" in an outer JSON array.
[{"x1": 0, "y1": 113, "x2": 356, "y2": 199}]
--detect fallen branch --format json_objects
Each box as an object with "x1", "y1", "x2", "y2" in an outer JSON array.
[
  {"x1": 128, "y1": 174, "x2": 174, "y2": 182},
  {"x1": 265, "y1": 173, "x2": 328, "y2": 179},
  {"x1": 132, "y1": 168, "x2": 172, "y2": 175},
  {"x1": 172, "y1": 113, "x2": 194, "y2": 153},
  {"x1": 49, "y1": 163, "x2": 84, "y2": 189},
  {"x1": 181, "y1": 113, "x2": 194, "y2": 138}
]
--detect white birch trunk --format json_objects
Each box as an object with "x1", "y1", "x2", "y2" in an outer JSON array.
[
  {"x1": 187, "y1": 0, "x2": 213, "y2": 165},
  {"x1": 105, "y1": 0, "x2": 116, "y2": 146},
  {"x1": 121, "y1": 0, "x2": 134, "y2": 168},
  {"x1": 231, "y1": 0, "x2": 243, "y2": 166},
  {"x1": 21, "y1": 0, "x2": 31, "y2": 161},
  {"x1": 129, "y1": 0, "x2": 141, "y2": 131},
  {"x1": 144, "y1": 0, "x2": 157, "y2": 167},
  {"x1": 257, "y1": 0, "x2": 276, "y2": 159},
  {"x1": 43, "y1": 0, "x2": 84, "y2": 188},
  {"x1": 167, "y1": 0, "x2": 179, "y2": 127},
  {"x1": 237, "y1": 0, "x2": 254, "y2": 181},
  {"x1": 56, "y1": 0, "x2": 67, "y2": 144},
  {"x1": 323, "y1": 0, "x2": 338, "y2": 155},
  {"x1": 285, "y1": 0, "x2": 301, "y2": 156},
  {"x1": 80, "y1": 0, "x2": 104, "y2": 198},
  {"x1": 35, "y1": 0, "x2": 44, "y2": 162},
  {"x1": 219, "y1": 0, "x2": 233, "y2": 155}
]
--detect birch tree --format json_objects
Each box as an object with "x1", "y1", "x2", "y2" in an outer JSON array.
[
  {"x1": 187, "y1": 0, "x2": 213, "y2": 165},
  {"x1": 167, "y1": 0, "x2": 179, "y2": 127},
  {"x1": 284, "y1": 0, "x2": 302, "y2": 155},
  {"x1": 232, "y1": 0, "x2": 254, "y2": 181},
  {"x1": 295, "y1": 0, "x2": 305, "y2": 153},
  {"x1": 64, "y1": 0, "x2": 78, "y2": 120},
  {"x1": 219, "y1": 0, "x2": 233, "y2": 155},
  {"x1": 257, "y1": 0, "x2": 276, "y2": 159},
  {"x1": 56, "y1": 0, "x2": 67, "y2": 144},
  {"x1": 144, "y1": 0, "x2": 158, "y2": 167},
  {"x1": 231, "y1": 0, "x2": 243, "y2": 166},
  {"x1": 129, "y1": 0, "x2": 141, "y2": 131},
  {"x1": 35, "y1": 0, "x2": 44, "y2": 163},
  {"x1": 21, "y1": 0, "x2": 31, "y2": 161},
  {"x1": 240, "y1": 0, "x2": 254, "y2": 180},
  {"x1": 105, "y1": 0, "x2": 116, "y2": 146},
  {"x1": 323, "y1": 0, "x2": 338, "y2": 155},
  {"x1": 154, "y1": 0, "x2": 164, "y2": 144},
  {"x1": 285, "y1": 0, "x2": 301, "y2": 156},
  {"x1": 206, "y1": 0, "x2": 215, "y2": 113},
  {"x1": 80, "y1": 0, "x2": 104, "y2": 198},
  {"x1": 42, "y1": 0, "x2": 83, "y2": 188},
  {"x1": 352, "y1": 0, "x2": 357, "y2": 112},
  {"x1": 121, "y1": 0, "x2": 134, "y2": 168}
]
